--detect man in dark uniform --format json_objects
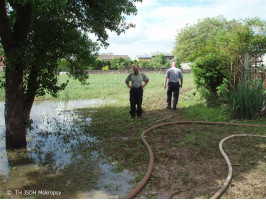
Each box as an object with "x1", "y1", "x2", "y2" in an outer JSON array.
[
  {"x1": 164, "y1": 62, "x2": 183, "y2": 110},
  {"x1": 125, "y1": 66, "x2": 149, "y2": 119}
]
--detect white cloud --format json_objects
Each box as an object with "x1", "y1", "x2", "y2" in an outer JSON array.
[{"x1": 99, "y1": 0, "x2": 266, "y2": 59}]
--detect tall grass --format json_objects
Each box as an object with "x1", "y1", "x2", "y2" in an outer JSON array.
[{"x1": 227, "y1": 79, "x2": 265, "y2": 119}]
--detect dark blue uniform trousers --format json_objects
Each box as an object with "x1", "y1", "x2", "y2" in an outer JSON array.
[
  {"x1": 129, "y1": 87, "x2": 143, "y2": 118},
  {"x1": 167, "y1": 82, "x2": 180, "y2": 106}
]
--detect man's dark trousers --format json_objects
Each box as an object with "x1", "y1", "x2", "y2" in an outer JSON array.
[
  {"x1": 130, "y1": 87, "x2": 143, "y2": 118},
  {"x1": 167, "y1": 82, "x2": 180, "y2": 108}
]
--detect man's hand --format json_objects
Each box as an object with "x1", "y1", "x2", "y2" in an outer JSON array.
[{"x1": 142, "y1": 83, "x2": 147, "y2": 88}]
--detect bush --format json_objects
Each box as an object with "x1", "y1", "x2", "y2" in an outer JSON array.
[
  {"x1": 102, "y1": 65, "x2": 109, "y2": 71},
  {"x1": 227, "y1": 79, "x2": 265, "y2": 119},
  {"x1": 192, "y1": 54, "x2": 230, "y2": 106}
]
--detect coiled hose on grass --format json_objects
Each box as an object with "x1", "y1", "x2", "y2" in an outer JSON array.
[{"x1": 124, "y1": 121, "x2": 266, "y2": 199}]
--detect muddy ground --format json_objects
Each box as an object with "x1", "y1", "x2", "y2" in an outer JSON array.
[{"x1": 129, "y1": 107, "x2": 266, "y2": 199}]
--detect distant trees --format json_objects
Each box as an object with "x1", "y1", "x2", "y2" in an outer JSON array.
[
  {"x1": 110, "y1": 57, "x2": 132, "y2": 70},
  {"x1": 150, "y1": 54, "x2": 171, "y2": 69},
  {"x1": 138, "y1": 60, "x2": 151, "y2": 69},
  {"x1": 85, "y1": 54, "x2": 172, "y2": 70}
]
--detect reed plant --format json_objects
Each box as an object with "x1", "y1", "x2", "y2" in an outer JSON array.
[{"x1": 227, "y1": 79, "x2": 265, "y2": 119}]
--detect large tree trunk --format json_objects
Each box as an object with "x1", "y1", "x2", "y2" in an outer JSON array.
[
  {"x1": 5, "y1": 67, "x2": 27, "y2": 149},
  {"x1": 0, "y1": 1, "x2": 32, "y2": 149}
]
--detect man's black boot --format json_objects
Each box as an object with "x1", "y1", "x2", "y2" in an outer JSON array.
[
  {"x1": 173, "y1": 102, "x2": 177, "y2": 110},
  {"x1": 166, "y1": 99, "x2": 171, "y2": 109}
]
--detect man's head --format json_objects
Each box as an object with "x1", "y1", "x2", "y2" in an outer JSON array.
[
  {"x1": 133, "y1": 65, "x2": 139, "y2": 75},
  {"x1": 172, "y1": 62, "x2": 176, "y2": 68}
]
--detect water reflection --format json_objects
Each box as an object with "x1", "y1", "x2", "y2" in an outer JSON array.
[{"x1": 0, "y1": 99, "x2": 134, "y2": 198}]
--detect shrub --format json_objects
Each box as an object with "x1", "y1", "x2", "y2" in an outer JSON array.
[
  {"x1": 227, "y1": 79, "x2": 265, "y2": 119},
  {"x1": 192, "y1": 54, "x2": 230, "y2": 106},
  {"x1": 102, "y1": 65, "x2": 109, "y2": 71}
]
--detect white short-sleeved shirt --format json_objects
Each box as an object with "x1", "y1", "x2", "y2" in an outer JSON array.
[
  {"x1": 165, "y1": 67, "x2": 183, "y2": 82},
  {"x1": 125, "y1": 72, "x2": 149, "y2": 88}
]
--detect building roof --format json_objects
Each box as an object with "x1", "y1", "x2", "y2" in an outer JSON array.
[
  {"x1": 135, "y1": 55, "x2": 151, "y2": 59},
  {"x1": 99, "y1": 54, "x2": 130, "y2": 61}
]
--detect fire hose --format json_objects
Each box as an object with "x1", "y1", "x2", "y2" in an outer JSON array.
[{"x1": 124, "y1": 121, "x2": 266, "y2": 199}]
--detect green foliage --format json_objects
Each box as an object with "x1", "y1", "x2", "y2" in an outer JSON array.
[
  {"x1": 58, "y1": 59, "x2": 71, "y2": 72},
  {"x1": 174, "y1": 57, "x2": 182, "y2": 69},
  {"x1": 110, "y1": 57, "x2": 131, "y2": 70},
  {"x1": 149, "y1": 54, "x2": 170, "y2": 69},
  {"x1": 1, "y1": 0, "x2": 142, "y2": 98},
  {"x1": 216, "y1": 17, "x2": 266, "y2": 85},
  {"x1": 227, "y1": 80, "x2": 265, "y2": 119},
  {"x1": 0, "y1": 43, "x2": 3, "y2": 56},
  {"x1": 138, "y1": 60, "x2": 151, "y2": 69},
  {"x1": 175, "y1": 16, "x2": 266, "y2": 107},
  {"x1": 102, "y1": 65, "x2": 109, "y2": 71},
  {"x1": 192, "y1": 54, "x2": 230, "y2": 106},
  {"x1": 90, "y1": 59, "x2": 110, "y2": 70},
  {"x1": 173, "y1": 16, "x2": 228, "y2": 62}
]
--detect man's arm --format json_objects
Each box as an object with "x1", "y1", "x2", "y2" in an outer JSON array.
[
  {"x1": 125, "y1": 81, "x2": 132, "y2": 89},
  {"x1": 142, "y1": 79, "x2": 149, "y2": 88},
  {"x1": 164, "y1": 76, "x2": 168, "y2": 89},
  {"x1": 180, "y1": 78, "x2": 183, "y2": 88}
]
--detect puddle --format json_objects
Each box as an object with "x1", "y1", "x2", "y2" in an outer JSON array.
[{"x1": 0, "y1": 99, "x2": 134, "y2": 198}]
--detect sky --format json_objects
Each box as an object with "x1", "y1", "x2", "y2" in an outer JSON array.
[{"x1": 94, "y1": 0, "x2": 266, "y2": 59}]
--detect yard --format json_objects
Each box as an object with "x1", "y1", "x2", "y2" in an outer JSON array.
[{"x1": 0, "y1": 72, "x2": 265, "y2": 198}]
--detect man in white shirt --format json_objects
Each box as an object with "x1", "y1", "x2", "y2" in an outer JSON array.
[{"x1": 164, "y1": 62, "x2": 183, "y2": 110}]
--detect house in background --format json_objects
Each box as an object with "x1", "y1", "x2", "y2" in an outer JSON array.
[
  {"x1": 99, "y1": 53, "x2": 130, "y2": 61},
  {"x1": 135, "y1": 55, "x2": 151, "y2": 62},
  {"x1": 0, "y1": 55, "x2": 5, "y2": 72}
]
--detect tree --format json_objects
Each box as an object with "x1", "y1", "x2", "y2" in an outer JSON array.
[
  {"x1": 216, "y1": 18, "x2": 266, "y2": 86},
  {"x1": 173, "y1": 16, "x2": 228, "y2": 62},
  {"x1": 0, "y1": 0, "x2": 142, "y2": 149},
  {"x1": 150, "y1": 54, "x2": 170, "y2": 69}
]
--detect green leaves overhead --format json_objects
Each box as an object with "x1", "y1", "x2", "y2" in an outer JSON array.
[{"x1": 1, "y1": 0, "x2": 142, "y2": 96}]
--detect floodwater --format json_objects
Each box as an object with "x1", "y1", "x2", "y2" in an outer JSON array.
[{"x1": 0, "y1": 99, "x2": 134, "y2": 198}]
